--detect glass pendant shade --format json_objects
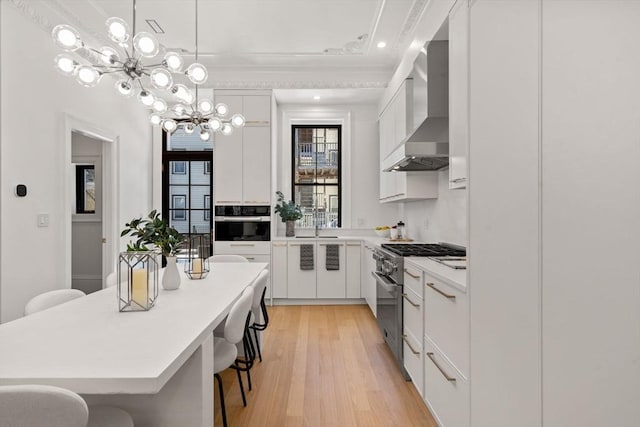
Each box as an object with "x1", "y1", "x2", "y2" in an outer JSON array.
[
  {"x1": 52, "y1": 25, "x2": 83, "y2": 50},
  {"x1": 162, "y1": 119, "x2": 178, "y2": 133},
  {"x1": 163, "y1": 52, "x2": 184, "y2": 72},
  {"x1": 150, "y1": 68, "x2": 173, "y2": 90},
  {"x1": 76, "y1": 66, "x2": 101, "y2": 87},
  {"x1": 99, "y1": 46, "x2": 119, "y2": 65},
  {"x1": 116, "y1": 80, "x2": 133, "y2": 97},
  {"x1": 209, "y1": 117, "x2": 222, "y2": 131},
  {"x1": 152, "y1": 99, "x2": 168, "y2": 113},
  {"x1": 133, "y1": 32, "x2": 159, "y2": 57},
  {"x1": 198, "y1": 99, "x2": 214, "y2": 114},
  {"x1": 149, "y1": 113, "x2": 162, "y2": 125},
  {"x1": 199, "y1": 129, "x2": 211, "y2": 141},
  {"x1": 54, "y1": 54, "x2": 77, "y2": 76},
  {"x1": 171, "y1": 84, "x2": 194, "y2": 104},
  {"x1": 106, "y1": 17, "x2": 129, "y2": 43},
  {"x1": 231, "y1": 113, "x2": 246, "y2": 128},
  {"x1": 184, "y1": 123, "x2": 195, "y2": 134},
  {"x1": 221, "y1": 123, "x2": 233, "y2": 135},
  {"x1": 186, "y1": 63, "x2": 208, "y2": 85},
  {"x1": 138, "y1": 90, "x2": 155, "y2": 106},
  {"x1": 173, "y1": 104, "x2": 188, "y2": 116},
  {"x1": 215, "y1": 103, "x2": 229, "y2": 117}
]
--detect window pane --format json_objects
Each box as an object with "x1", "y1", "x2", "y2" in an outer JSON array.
[
  {"x1": 190, "y1": 161, "x2": 211, "y2": 185},
  {"x1": 293, "y1": 185, "x2": 339, "y2": 228},
  {"x1": 170, "y1": 161, "x2": 189, "y2": 184},
  {"x1": 169, "y1": 209, "x2": 190, "y2": 234},
  {"x1": 167, "y1": 127, "x2": 214, "y2": 151}
]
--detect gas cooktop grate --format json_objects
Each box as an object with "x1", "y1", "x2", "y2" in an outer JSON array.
[{"x1": 380, "y1": 243, "x2": 466, "y2": 257}]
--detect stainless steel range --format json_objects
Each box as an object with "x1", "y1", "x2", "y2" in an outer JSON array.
[{"x1": 372, "y1": 243, "x2": 466, "y2": 378}]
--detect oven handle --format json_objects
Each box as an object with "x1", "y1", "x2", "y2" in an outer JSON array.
[
  {"x1": 371, "y1": 271, "x2": 400, "y2": 294},
  {"x1": 214, "y1": 216, "x2": 269, "y2": 222}
]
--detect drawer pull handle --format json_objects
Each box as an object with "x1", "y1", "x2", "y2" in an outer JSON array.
[
  {"x1": 230, "y1": 243, "x2": 256, "y2": 247},
  {"x1": 427, "y1": 352, "x2": 456, "y2": 382},
  {"x1": 450, "y1": 177, "x2": 467, "y2": 183},
  {"x1": 404, "y1": 269, "x2": 420, "y2": 279},
  {"x1": 426, "y1": 282, "x2": 456, "y2": 300},
  {"x1": 402, "y1": 334, "x2": 420, "y2": 355},
  {"x1": 246, "y1": 257, "x2": 255, "y2": 260},
  {"x1": 402, "y1": 293, "x2": 420, "y2": 308},
  {"x1": 273, "y1": 243, "x2": 287, "y2": 247}
]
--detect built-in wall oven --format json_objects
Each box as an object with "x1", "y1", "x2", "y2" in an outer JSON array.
[
  {"x1": 372, "y1": 243, "x2": 466, "y2": 380},
  {"x1": 214, "y1": 205, "x2": 271, "y2": 241}
]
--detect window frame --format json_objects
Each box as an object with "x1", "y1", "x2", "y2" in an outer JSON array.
[{"x1": 291, "y1": 124, "x2": 342, "y2": 228}]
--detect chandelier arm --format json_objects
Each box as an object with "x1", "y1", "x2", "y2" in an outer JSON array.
[{"x1": 145, "y1": 62, "x2": 166, "y2": 68}]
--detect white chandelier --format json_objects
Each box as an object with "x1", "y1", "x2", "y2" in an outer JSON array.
[
  {"x1": 51, "y1": 10, "x2": 206, "y2": 111},
  {"x1": 150, "y1": 0, "x2": 245, "y2": 140}
]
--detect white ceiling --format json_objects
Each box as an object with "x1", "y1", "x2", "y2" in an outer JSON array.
[{"x1": 36, "y1": 0, "x2": 431, "y2": 102}]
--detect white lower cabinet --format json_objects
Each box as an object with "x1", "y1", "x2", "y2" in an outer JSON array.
[
  {"x1": 317, "y1": 242, "x2": 346, "y2": 298},
  {"x1": 271, "y1": 242, "x2": 287, "y2": 298},
  {"x1": 287, "y1": 242, "x2": 316, "y2": 298},
  {"x1": 423, "y1": 335, "x2": 469, "y2": 427},
  {"x1": 361, "y1": 243, "x2": 377, "y2": 316},
  {"x1": 345, "y1": 242, "x2": 361, "y2": 298},
  {"x1": 403, "y1": 287, "x2": 424, "y2": 397}
]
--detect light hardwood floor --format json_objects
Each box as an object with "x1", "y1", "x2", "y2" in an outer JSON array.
[{"x1": 214, "y1": 304, "x2": 437, "y2": 427}]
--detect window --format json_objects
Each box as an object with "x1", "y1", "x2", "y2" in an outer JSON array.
[
  {"x1": 162, "y1": 127, "x2": 213, "y2": 258},
  {"x1": 75, "y1": 164, "x2": 95, "y2": 214},
  {"x1": 172, "y1": 195, "x2": 187, "y2": 220},
  {"x1": 292, "y1": 125, "x2": 341, "y2": 228}
]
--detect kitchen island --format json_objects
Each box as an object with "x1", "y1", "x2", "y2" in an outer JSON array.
[{"x1": 0, "y1": 262, "x2": 267, "y2": 427}]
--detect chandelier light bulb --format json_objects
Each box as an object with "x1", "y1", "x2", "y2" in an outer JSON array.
[
  {"x1": 198, "y1": 99, "x2": 214, "y2": 114},
  {"x1": 209, "y1": 117, "x2": 222, "y2": 131},
  {"x1": 184, "y1": 123, "x2": 195, "y2": 134},
  {"x1": 106, "y1": 17, "x2": 129, "y2": 43},
  {"x1": 75, "y1": 66, "x2": 101, "y2": 87},
  {"x1": 54, "y1": 54, "x2": 77, "y2": 76},
  {"x1": 163, "y1": 52, "x2": 184, "y2": 72},
  {"x1": 186, "y1": 63, "x2": 208, "y2": 85},
  {"x1": 52, "y1": 25, "x2": 83, "y2": 50},
  {"x1": 221, "y1": 123, "x2": 233, "y2": 135},
  {"x1": 152, "y1": 98, "x2": 168, "y2": 113},
  {"x1": 172, "y1": 104, "x2": 188, "y2": 116},
  {"x1": 171, "y1": 84, "x2": 194, "y2": 104},
  {"x1": 199, "y1": 129, "x2": 211, "y2": 141},
  {"x1": 162, "y1": 119, "x2": 178, "y2": 133},
  {"x1": 115, "y1": 80, "x2": 133, "y2": 97},
  {"x1": 138, "y1": 90, "x2": 155, "y2": 107},
  {"x1": 231, "y1": 114, "x2": 246, "y2": 128},
  {"x1": 215, "y1": 103, "x2": 229, "y2": 117},
  {"x1": 150, "y1": 68, "x2": 173, "y2": 90},
  {"x1": 99, "y1": 46, "x2": 119, "y2": 65},
  {"x1": 133, "y1": 32, "x2": 159, "y2": 57},
  {"x1": 149, "y1": 113, "x2": 162, "y2": 125}
]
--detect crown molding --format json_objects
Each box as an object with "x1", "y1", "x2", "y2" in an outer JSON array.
[{"x1": 211, "y1": 80, "x2": 388, "y2": 90}]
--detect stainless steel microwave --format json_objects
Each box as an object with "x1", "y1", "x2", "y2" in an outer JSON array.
[{"x1": 214, "y1": 205, "x2": 270, "y2": 241}]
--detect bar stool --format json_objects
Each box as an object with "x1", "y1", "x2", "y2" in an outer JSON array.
[
  {"x1": 248, "y1": 269, "x2": 269, "y2": 362},
  {"x1": 24, "y1": 289, "x2": 86, "y2": 316}
]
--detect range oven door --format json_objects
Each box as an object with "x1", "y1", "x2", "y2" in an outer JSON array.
[{"x1": 373, "y1": 271, "x2": 404, "y2": 369}]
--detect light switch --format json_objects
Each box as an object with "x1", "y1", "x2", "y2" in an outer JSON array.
[{"x1": 37, "y1": 213, "x2": 49, "y2": 227}]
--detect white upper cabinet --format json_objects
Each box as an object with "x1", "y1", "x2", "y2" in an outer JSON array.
[
  {"x1": 213, "y1": 92, "x2": 271, "y2": 205},
  {"x1": 448, "y1": 0, "x2": 469, "y2": 189}
]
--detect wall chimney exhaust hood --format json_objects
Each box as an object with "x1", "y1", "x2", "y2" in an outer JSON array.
[{"x1": 382, "y1": 40, "x2": 449, "y2": 172}]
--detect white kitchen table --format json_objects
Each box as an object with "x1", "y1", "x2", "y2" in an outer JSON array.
[{"x1": 0, "y1": 262, "x2": 267, "y2": 427}]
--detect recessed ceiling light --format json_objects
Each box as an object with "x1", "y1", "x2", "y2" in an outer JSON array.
[
  {"x1": 313, "y1": 95, "x2": 320, "y2": 100},
  {"x1": 377, "y1": 41, "x2": 387, "y2": 48}
]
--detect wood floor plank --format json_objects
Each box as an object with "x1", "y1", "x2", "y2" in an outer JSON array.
[{"x1": 214, "y1": 305, "x2": 436, "y2": 426}]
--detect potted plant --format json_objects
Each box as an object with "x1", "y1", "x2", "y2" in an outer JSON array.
[
  {"x1": 274, "y1": 191, "x2": 302, "y2": 237},
  {"x1": 121, "y1": 210, "x2": 183, "y2": 290}
]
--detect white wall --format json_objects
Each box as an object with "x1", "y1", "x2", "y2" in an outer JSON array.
[
  {"x1": 275, "y1": 102, "x2": 396, "y2": 235},
  {"x1": 399, "y1": 170, "x2": 466, "y2": 245},
  {"x1": 0, "y1": 2, "x2": 154, "y2": 322}
]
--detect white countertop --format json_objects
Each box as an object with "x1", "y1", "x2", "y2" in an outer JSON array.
[
  {"x1": 0, "y1": 262, "x2": 267, "y2": 394},
  {"x1": 405, "y1": 257, "x2": 467, "y2": 292}
]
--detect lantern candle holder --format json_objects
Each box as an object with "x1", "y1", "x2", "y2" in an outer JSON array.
[
  {"x1": 118, "y1": 251, "x2": 159, "y2": 312},
  {"x1": 185, "y1": 234, "x2": 210, "y2": 279}
]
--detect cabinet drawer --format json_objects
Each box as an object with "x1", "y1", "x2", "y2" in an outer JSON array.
[
  {"x1": 403, "y1": 264, "x2": 424, "y2": 297},
  {"x1": 423, "y1": 336, "x2": 469, "y2": 427},
  {"x1": 424, "y1": 272, "x2": 469, "y2": 376},
  {"x1": 403, "y1": 287, "x2": 423, "y2": 341},
  {"x1": 403, "y1": 330, "x2": 424, "y2": 397},
  {"x1": 214, "y1": 241, "x2": 271, "y2": 255}
]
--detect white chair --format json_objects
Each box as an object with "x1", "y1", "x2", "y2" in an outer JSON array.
[
  {"x1": 248, "y1": 269, "x2": 269, "y2": 362},
  {"x1": 214, "y1": 286, "x2": 254, "y2": 427},
  {"x1": 208, "y1": 254, "x2": 249, "y2": 263},
  {"x1": 24, "y1": 289, "x2": 86, "y2": 316},
  {"x1": 105, "y1": 272, "x2": 117, "y2": 288},
  {"x1": 0, "y1": 385, "x2": 134, "y2": 427}
]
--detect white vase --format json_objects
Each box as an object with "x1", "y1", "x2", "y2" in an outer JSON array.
[{"x1": 162, "y1": 256, "x2": 181, "y2": 290}]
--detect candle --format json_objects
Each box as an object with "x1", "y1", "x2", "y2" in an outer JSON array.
[
  {"x1": 192, "y1": 258, "x2": 203, "y2": 279},
  {"x1": 131, "y1": 269, "x2": 148, "y2": 307}
]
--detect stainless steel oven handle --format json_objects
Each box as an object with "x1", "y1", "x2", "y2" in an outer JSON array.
[
  {"x1": 371, "y1": 271, "x2": 399, "y2": 293},
  {"x1": 402, "y1": 293, "x2": 420, "y2": 308},
  {"x1": 214, "y1": 217, "x2": 268, "y2": 222},
  {"x1": 426, "y1": 352, "x2": 457, "y2": 382}
]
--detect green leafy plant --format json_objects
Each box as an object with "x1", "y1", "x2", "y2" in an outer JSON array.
[
  {"x1": 274, "y1": 191, "x2": 302, "y2": 222},
  {"x1": 121, "y1": 210, "x2": 183, "y2": 256}
]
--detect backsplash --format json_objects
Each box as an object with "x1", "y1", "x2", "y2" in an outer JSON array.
[{"x1": 399, "y1": 170, "x2": 467, "y2": 246}]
